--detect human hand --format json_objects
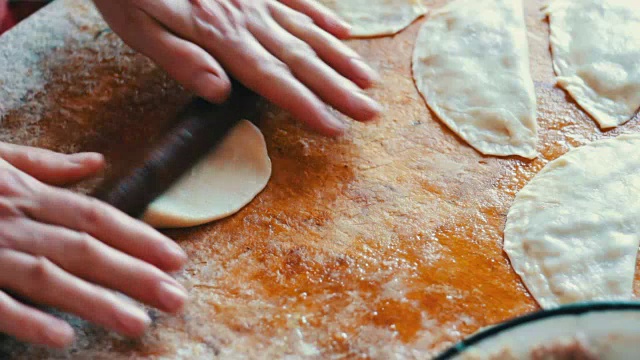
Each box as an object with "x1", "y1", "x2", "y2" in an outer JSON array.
[
  {"x1": 0, "y1": 142, "x2": 188, "y2": 348},
  {"x1": 93, "y1": 0, "x2": 381, "y2": 136}
]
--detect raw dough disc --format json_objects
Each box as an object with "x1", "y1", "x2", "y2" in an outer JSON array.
[
  {"x1": 319, "y1": 0, "x2": 427, "y2": 37},
  {"x1": 412, "y1": 0, "x2": 538, "y2": 159},
  {"x1": 142, "y1": 120, "x2": 272, "y2": 229},
  {"x1": 504, "y1": 134, "x2": 640, "y2": 309},
  {"x1": 547, "y1": 0, "x2": 640, "y2": 129}
]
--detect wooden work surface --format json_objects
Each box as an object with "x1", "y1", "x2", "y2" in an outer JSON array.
[{"x1": 0, "y1": 0, "x2": 639, "y2": 358}]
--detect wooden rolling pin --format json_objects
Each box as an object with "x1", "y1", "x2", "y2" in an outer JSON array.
[{"x1": 92, "y1": 83, "x2": 261, "y2": 218}]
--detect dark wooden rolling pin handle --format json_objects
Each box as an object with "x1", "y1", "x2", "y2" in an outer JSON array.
[{"x1": 92, "y1": 84, "x2": 261, "y2": 219}]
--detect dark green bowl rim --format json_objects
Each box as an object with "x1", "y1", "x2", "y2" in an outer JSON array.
[{"x1": 434, "y1": 301, "x2": 640, "y2": 359}]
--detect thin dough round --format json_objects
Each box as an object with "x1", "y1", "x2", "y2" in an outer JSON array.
[
  {"x1": 547, "y1": 0, "x2": 640, "y2": 129},
  {"x1": 504, "y1": 134, "x2": 640, "y2": 309},
  {"x1": 412, "y1": 0, "x2": 538, "y2": 159},
  {"x1": 319, "y1": 0, "x2": 427, "y2": 38},
  {"x1": 142, "y1": 120, "x2": 272, "y2": 229}
]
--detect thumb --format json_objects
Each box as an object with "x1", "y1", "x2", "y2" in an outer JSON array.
[{"x1": 0, "y1": 142, "x2": 104, "y2": 186}]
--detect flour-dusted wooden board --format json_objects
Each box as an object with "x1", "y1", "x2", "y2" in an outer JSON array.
[{"x1": 0, "y1": 0, "x2": 639, "y2": 358}]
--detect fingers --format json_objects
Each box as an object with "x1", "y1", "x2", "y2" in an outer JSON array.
[
  {"x1": 22, "y1": 183, "x2": 187, "y2": 272},
  {"x1": 93, "y1": 0, "x2": 231, "y2": 103},
  {"x1": 269, "y1": 2, "x2": 379, "y2": 89},
  {"x1": 0, "y1": 142, "x2": 104, "y2": 186},
  {"x1": 220, "y1": 37, "x2": 348, "y2": 135},
  {"x1": 190, "y1": 5, "x2": 363, "y2": 135},
  {"x1": 95, "y1": 0, "x2": 382, "y2": 135},
  {"x1": 277, "y1": 0, "x2": 351, "y2": 39},
  {"x1": 0, "y1": 250, "x2": 151, "y2": 337},
  {"x1": 189, "y1": 9, "x2": 345, "y2": 135},
  {"x1": 0, "y1": 291, "x2": 74, "y2": 348},
  {"x1": 2, "y1": 218, "x2": 187, "y2": 313},
  {"x1": 133, "y1": 0, "x2": 380, "y2": 134},
  {"x1": 248, "y1": 16, "x2": 380, "y2": 122}
]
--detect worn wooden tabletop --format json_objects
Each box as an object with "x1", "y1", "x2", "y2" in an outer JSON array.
[{"x1": 0, "y1": 0, "x2": 638, "y2": 358}]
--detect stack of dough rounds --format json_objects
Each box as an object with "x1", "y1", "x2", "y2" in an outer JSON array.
[
  {"x1": 142, "y1": 120, "x2": 272, "y2": 229},
  {"x1": 547, "y1": 0, "x2": 640, "y2": 129},
  {"x1": 504, "y1": 135, "x2": 640, "y2": 309},
  {"x1": 319, "y1": 0, "x2": 427, "y2": 37},
  {"x1": 412, "y1": 0, "x2": 538, "y2": 159}
]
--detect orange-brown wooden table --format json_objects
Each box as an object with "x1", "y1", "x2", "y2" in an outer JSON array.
[{"x1": 0, "y1": 0, "x2": 638, "y2": 358}]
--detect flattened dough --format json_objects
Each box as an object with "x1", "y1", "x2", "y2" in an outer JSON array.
[
  {"x1": 412, "y1": 0, "x2": 537, "y2": 158},
  {"x1": 504, "y1": 134, "x2": 640, "y2": 309},
  {"x1": 143, "y1": 120, "x2": 271, "y2": 229},
  {"x1": 547, "y1": 0, "x2": 640, "y2": 129},
  {"x1": 319, "y1": 0, "x2": 427, "y2": 37}
]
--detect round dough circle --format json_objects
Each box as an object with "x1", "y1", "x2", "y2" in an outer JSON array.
[
  {"x1": 504, "y1": 134, "x2": 640, "y2": 309},
  {"x1": 142, "y1": 120, "x2": 272, "y2": 229}
]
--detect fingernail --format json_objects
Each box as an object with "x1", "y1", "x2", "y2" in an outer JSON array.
[
  {"x1": 325, "y1": 113, "x2": 348, "y2": 134},
  {"x1": 354, "y1": 92, "x2": 383, "y2": 119},
  {"x1": 195, "y1": 73, "x2": 231, "y2": 104},
  {"x1": 116, "y1": 305, "x2": 151, "y2": 336},
  {"x1": 350, "y1": 58, "x2": 380, "y2": 85},
  {"x1": 166, "y1": 242, "x2": 188, "y2": 264},
  {"x1": 158, "y1": 281, "x2": 188, "y2": 312},
  {"x1": 43, "y1": 322, "x2": 73, "y2": 347},
  {"x1": 70, "y1": 152, "x2": 103, "y2": 165},
  {"x1": 338, "y1": 19, "x2": 352, "y2": 32}
]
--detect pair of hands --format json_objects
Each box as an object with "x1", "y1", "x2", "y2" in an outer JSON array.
[{"x1": 1, "y1": 0, "x2": 379, "y2": 349}]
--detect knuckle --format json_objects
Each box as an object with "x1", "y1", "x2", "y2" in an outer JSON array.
[
  {"x1": 193, "y1": 1, "x2": 246, "y2": 41},
  {"x1": 231, "y1": 1, "x2": 254, "y2": 19},
  {"x1": 0, "y1": 167, "x2": 36, "y2": 198},
  {"x1": 198, "y1": 24, "x2": 234, "y2": 49},
  {"x1": 73, "y1": 233, "x2": 97, "y2": 258},
  {"x1": 254, "y1": 59, "x2": 289, "y2": 79},
  {"x1": 219, "y1": 18, "x2": 246, "y2": 38},
  {"x1": 20, "y1": 151, "x2": 38, "y2": 166},
  {"x1": 284, "y1": 42, "x2": 317, "y2": 68},
  {"x1": 0, "y1": 199, "x2": 20, "y2": 218},
  {"x1": 80, "y1": 199, "x2": 106, "y2": 227},
  {"x1": 293, "y1": 12, "x2": 314, "y2": 26},
  {"x1": 28, "y1": 257, "x2": 56, "y2": 285},
  {"x1": 248, "y1": 56, "x2": 269, "y2": 73},
  {"x1": 229, "y1": 6, "x2": 248, "y2": 28},
  {"x1": 242, "y1": 4, "x2": 270, "y2": 30},
  {"x1": 218, "y1": 27, "x2": 246, "y2": 48}
]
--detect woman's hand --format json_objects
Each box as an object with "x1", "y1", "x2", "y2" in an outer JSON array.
[
  {"x1": 0, "y1": 142, "x2": 188, "y2": 348},
  {"x1": 93, "y1": 0, "x2": 381, "y2": 136}
]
